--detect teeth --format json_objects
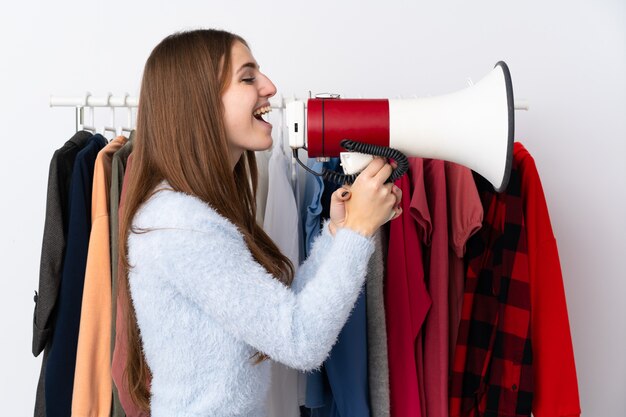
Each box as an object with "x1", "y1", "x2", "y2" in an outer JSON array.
[{"x1": 253, "y1": 105, "x2": 272, "y2": 116}]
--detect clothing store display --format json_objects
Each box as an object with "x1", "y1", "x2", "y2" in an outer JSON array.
[
  {"x1": 72, "y1": 136, "x2": 127, "y2": 416},
  {"x1": 34, "y1": 123, "x2": 580, "y2": 417},
  {"x1": 44, "y1": 134, "x2": 107, "y2": 417},
  {"x1": 33, "y1": 130, "x2": 92, "y2": 417}
]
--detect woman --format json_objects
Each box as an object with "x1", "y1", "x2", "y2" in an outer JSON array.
[{"x1": 119, "y1": 29, "x2": 402, "y2": 416}]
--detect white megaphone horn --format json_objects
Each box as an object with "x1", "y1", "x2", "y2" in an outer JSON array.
[{"x1": 287, "y1": 61, "x2": 516, "y2": 192}]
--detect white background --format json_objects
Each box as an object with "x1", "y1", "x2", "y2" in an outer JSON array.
[{"x1": 1, "y1": 1, "x2": 624, "y2": 416}]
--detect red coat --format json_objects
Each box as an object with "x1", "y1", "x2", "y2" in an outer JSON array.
[{"x1": 517, "y1": 143, "x2": 580, "y2": 417}]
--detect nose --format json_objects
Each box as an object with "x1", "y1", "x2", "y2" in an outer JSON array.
[{"x1": 260, "y1": 73, "x2": 277, "y2": 98}]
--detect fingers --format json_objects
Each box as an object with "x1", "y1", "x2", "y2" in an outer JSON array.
[
  {"x1": 391, "y1": 184, "x2": 402, "y2": 209},
  {"x1": 373, "y1": 163, "x2": 394, "y2": 184},
  {"x1": 386, "y1": 184, "x2": 403, "y2": 222},
  {"x1": 332, "y1": 186, "x2": 352, "y2": 202},
  {"x1": 380, "y1": 183, "x2": 397, "y2": 211},
  {"x1": 360, "y1": 157, "x2": 386, "y2": 178},
  {"x1": 390, "y1": 205, "x2": 403, "y2": 221}
]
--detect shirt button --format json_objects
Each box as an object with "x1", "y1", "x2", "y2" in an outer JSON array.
[{"x1": 512, "y1": 384, "x2": 518, "y2": 391}]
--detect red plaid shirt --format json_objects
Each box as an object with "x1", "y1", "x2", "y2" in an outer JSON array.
[{"x1": 450, "y1": 142, "x2": 580, "y2": 417}]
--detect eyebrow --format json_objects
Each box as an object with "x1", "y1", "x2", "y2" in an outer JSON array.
[{"x1": 237, "y1": 62, "x2": 259, "y2": 74}]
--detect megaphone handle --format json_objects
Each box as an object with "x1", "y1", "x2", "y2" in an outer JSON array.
[
  {"x1": 292, "y1": 140, "x2": 410, "y2": 186},
  {"x1": 321, "y1": 169, "x2": 358, "y2": 186},
  {"x1": 321, "y1": 139, "x2": 409, "y2": 185}
]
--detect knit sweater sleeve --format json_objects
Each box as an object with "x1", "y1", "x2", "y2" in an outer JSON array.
[
  {"x1": 291, "y1": 220, "x2": 333, "y2": 294},
  {"x1": 129, "y1": 210, "x2": 374, "y2": 372}
]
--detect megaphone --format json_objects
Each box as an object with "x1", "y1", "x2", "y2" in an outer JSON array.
[{"x1": 287, "y1": 61, "x2": 515, "y2": 192}]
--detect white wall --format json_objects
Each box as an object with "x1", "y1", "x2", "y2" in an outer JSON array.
[{"x1": 1, "y1": 1, "x2": 624, "y2": 415}]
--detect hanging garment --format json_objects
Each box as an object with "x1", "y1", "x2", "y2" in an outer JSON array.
[
  {"x1": 111, "y1": 153, "x2": 150, "y2": 417},
  {"x1": 515, "y1": 143, "x2": 580, "y2": 417},
  {"x1": 305, "y1": 161, "x2": 372, "y2": 417},
  {"x1": 255, "y1": 149, "x2": 271, "y2": 226},
  {"x1": 291, "y1": 152, "x2": 306, "y2": 331},
  {"x1": 321, "y1": 289, "x2": 370, "y2": 417},
  {"x1": 126, "y1": 181, "x2": 374, "y2": 417},
  {"x1": 385, "y1": 165, "x2": 432, "y2": 417},
  {"x1": 110, "y1": 135, "x2": 134, "y2": 417},
  {"x1": 263, "y1": 139, "x2": 302, "y2": 417},
  {"x1": 366, "y1": 228, "x2": 390, "y2": 417},
  {"x1": 450, "y1": 153, "x2": 531, "y2": 417},
  {"x1": 408, "y1": 158, "x2": 432, "y2": 417},
  {"x1": 301, "y1": 159, "x2": 325, "y2": 259},
  {"x1": 449, "y1": 142, "x2": 580, "y2": 417},
  {"x1": 443, "y1": 162, "x2": 483, "y2": 366},
  {"x1": 72, "y1": 136, "x2": 127, "y2": 416},
  {"x1": 422, "y1": 159, "x2": 450, "y2": 417},
  {"x1": 301, "y1": 158, "x2": 329, "y2": 415},
  {"x1": 33, "y1": 130, "x2": 92, "y2": 417},
  {"x1": 44, "y1": 133, "x2": 107, "y2": 417},
  {"x1": 293, "y1": 150, "x2": 310, "y2": 267}
]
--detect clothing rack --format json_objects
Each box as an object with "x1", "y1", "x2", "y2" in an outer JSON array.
[
  {"x1": 49, "y1": 93, "x2": 292, "y2": 133},
  {"x1": 49, "y1": 92, "x2": 530, "y2": 133},
  {"x1": 49, "y1": 93, "x2": 531, "y2": 109}
]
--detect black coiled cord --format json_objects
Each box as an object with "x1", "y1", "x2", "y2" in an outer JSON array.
[{"x1": 292, "y1": 139, "x2": 410, "y2": 186}]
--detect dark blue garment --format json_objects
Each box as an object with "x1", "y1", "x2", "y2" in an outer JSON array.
[
  {"x1": 302, "y1": 159, "x2": 325, "y2": 259},
  {"x1": 304, "y1": 159, "x2": 371, "y2": 417},
  {"x1": 305, "y1": 362, "x2": 332, "y2": 410},
  {"x1": 33, "y1": 131, "x2": 92, "y2": 417},
  {"x1": 305, "y1": 291, "x2": 370, "y2": 417},
  {"x1": 44, "y1": 134, "x2": 107, "y2": 417}
]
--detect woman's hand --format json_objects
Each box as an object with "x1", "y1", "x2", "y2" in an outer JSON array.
[
  {"x1": 328, "y1": 186, "x2": 352, "y2": 236},
  {"x1": 328, "y1": 158, "x2": 402, "y2": 237}
]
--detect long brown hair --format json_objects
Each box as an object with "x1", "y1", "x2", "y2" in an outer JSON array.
[{"x1": 118, "y1": 29, "x2": 294, "y2": 412}]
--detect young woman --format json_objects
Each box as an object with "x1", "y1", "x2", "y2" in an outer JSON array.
[{"x1": 119, "y1": 29, "x2": 402, "y2": 416}]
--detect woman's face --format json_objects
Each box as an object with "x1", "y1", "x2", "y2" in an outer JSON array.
[{"x1": 222, "y1": 41, "x2": 277, "y2": 169}]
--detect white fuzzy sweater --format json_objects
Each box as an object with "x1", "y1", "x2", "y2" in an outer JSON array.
[{"x1": 127, "y1": 184, "x2": 375, "y2": 417}]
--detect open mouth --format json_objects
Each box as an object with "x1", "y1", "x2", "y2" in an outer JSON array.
[
  {"x1": 254, "y1": 113, "x2": 269, "y2": 123},
  {"x1": 253, "y1": 105, "x2": 271, "y2": 124}
]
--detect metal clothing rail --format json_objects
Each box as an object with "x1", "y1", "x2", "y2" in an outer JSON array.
[
  {"x1": 49, "y1": 93, "x2": 289, "y2": 109},
  {"x1": 49, "y1": 92, "x2": 530, "y2": 133},
  {"x1": 49, "y1": 93, "x2": 293, "y2": 132},
  {"x1": 49, "y1": 93, "x2": 530, "y2": 110}
]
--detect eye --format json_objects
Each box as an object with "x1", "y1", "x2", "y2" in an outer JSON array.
[{"x1": 242, "y1": 77, "x2": 256, "y2": 84}]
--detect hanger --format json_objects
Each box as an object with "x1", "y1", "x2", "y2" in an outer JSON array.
[
  {"x1": 100, "y1": 93, "x2": 117, "y2": 141},
  {"x1": 80, "y1": 92, "x2": 97, "y2": 133},
  {"x1": 119, "y1": 93, "x2": 134, "y2": 137}
]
